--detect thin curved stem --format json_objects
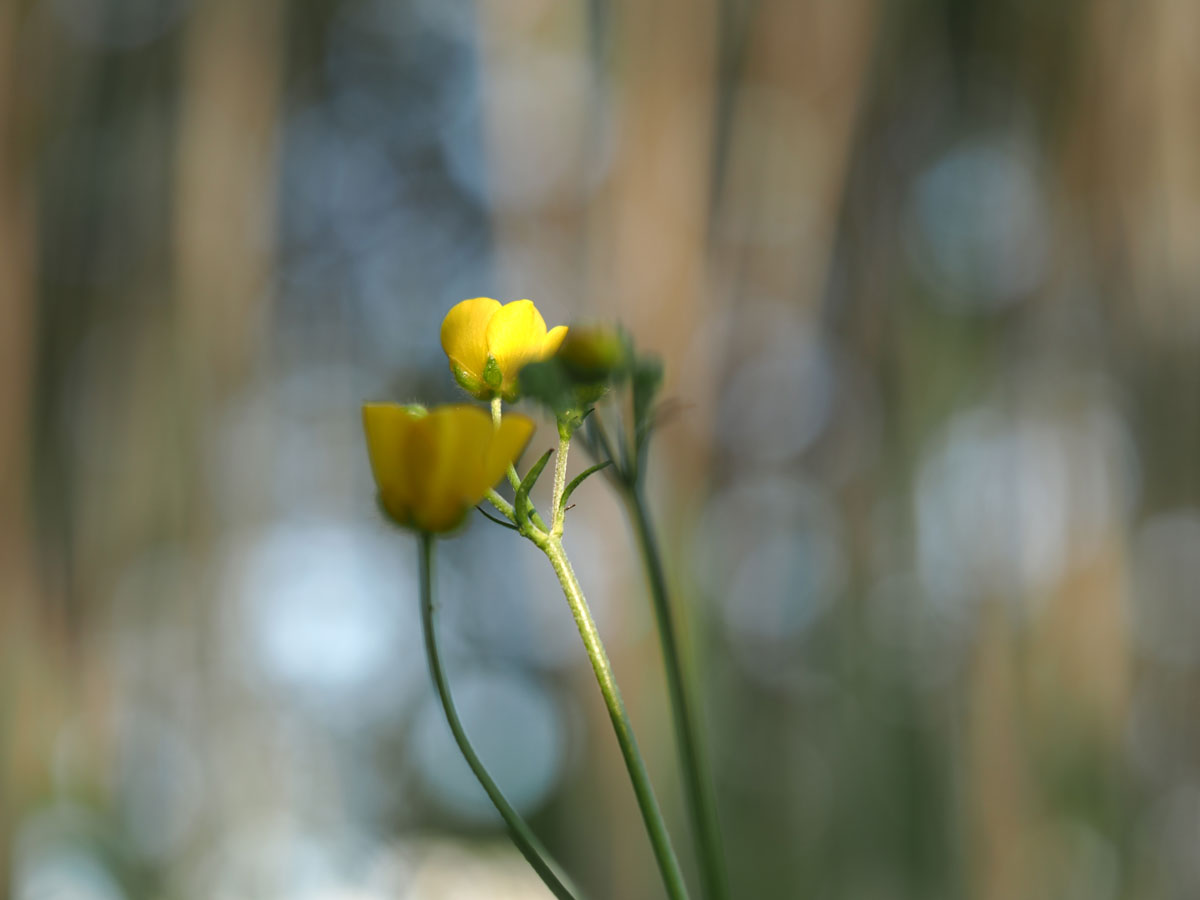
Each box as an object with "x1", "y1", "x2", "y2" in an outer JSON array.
[
  {"x1": 485, "y1": 487, "x2": 516, "y2": 522},
  {"x1": 538, "y1": 534, "x2": 690, "y2": 900},
  {"x1": 493, "y1": 396, "x2": 523, "y2": 492},
  {"x1": 625, "y1": 488, "x2": 729, "y2": 900},
  {"x1": 418, "y1": 533, "x2": 583, "y2": 900},
  {"x1": 491, "y1": 399, "x2": 549, "y2": 535}
]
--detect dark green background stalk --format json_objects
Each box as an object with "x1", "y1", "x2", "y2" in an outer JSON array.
[{"x1": 625, "y1": 488, "x2": 730, "y2": 900}]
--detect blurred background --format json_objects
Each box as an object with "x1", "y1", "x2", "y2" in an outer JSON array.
[{"x1": 3, "y1": 0, "x2": 1200, "y2": 897}]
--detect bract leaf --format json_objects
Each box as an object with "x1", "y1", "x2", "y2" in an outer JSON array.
[
  {"x1": 514, "y1": 448, "x2": 554, "y2": 530},
  {"x1": 476, "y1": 505, "x2": 519, "y2": 530},
  {"x1": 559, "y1": 460, "x2": 612, "y2": 511}
]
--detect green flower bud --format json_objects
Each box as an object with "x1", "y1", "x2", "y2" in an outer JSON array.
[{"x1": 557, "y1": 326, "x2": 627, "y2": 384}]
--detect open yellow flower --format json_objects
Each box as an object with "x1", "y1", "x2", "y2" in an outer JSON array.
[
  {"x1": 363, "y1": 403, "x2": 535, "y2": 533},
  {"x1": 441, "y1": 298, "x2": 568, "y2": 401}
]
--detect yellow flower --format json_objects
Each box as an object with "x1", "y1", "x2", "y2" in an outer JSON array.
[
  {"x1": 440, "y1": 298, "x2": 568, "y2": 401},
  {"x1": 362, "y1": 403, "x2": 535, "y2": 533}
]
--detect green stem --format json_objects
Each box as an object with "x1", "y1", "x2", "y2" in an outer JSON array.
[
  {"x1": 493, "y1": 395, "x2": 523, "y2": 493},
  {"x1": 625, "y1": 488, "x2": 728, "y2": 900},
  {"x1": 550, "y1": 423, "x2": 571, "y2": 535},
  {"x1": 485, "y1": 487, "x2": 516, "y2": 522},
  {"x1": 418, "y1": 533, "x2": 583, "y2": 900},
  {"x1": 538, "y1": 534, "x2": 691, "y2": 900},
  {"x1": 491, "y1": 398, "x2": 550, "y2": 535}
]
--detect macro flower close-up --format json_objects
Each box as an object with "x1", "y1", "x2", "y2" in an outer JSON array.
[
  {"x1": 8, "y1": 2, "x2": 1200, "y2": 898},
  {"x1": 441, "y1": 297, "x2": 568, "y2": 401},
  {"x1": 362, "y1": 403, "x2": 534, "y2": 533}
]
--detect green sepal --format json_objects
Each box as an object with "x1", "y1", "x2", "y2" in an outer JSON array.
[
  {"x1": 559, "y1": 460, "x2": 612, "y2": 511},
  {"x1": 482, "y1": 355, "x2": 503, "y2": 389},
  {"x1": 514, "y1": 448, "x2": 554, "y2": 530},
  {"x1": 575, "y1": 381, "x2": 610, "y2": 407},
  {"x1": 450, "y1": 361, "x2": 492, "y2": 401},
  {"x1": 519, "y1": 359, "x2": 575, "y2": 417},
  {"x1": 519, "y1": 358, "x2": 607, "y2": 433}
]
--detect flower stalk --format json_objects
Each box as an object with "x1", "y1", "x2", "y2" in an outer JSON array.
[
  {"x1": 544, "y1": 330, "x2": 727, "y2": 900},
  {"x1": 370, "y1": 299, "x2": 704, "y2": 899},
  {"x1": 493, "y1": 396, "x2": 523, "y2": 493},
  {"x1": 417, "y1": 532, "x2": 583, "y2": 900},
  {"x1": 535, "y1": 532, "x2": 690, "y2": 900},
  {"x1": 485, "y1": 404, "x2": 690, "y2": 900},
  {"x1": 550, "y1": 422, "x2": 571, "y2": 536}
]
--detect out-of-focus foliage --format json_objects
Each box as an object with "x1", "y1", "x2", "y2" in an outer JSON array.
[{"x1": 2, "y1": 0, "x2": 1199, "y2": 898}]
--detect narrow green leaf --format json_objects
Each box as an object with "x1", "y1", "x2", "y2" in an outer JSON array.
[
  {"x1": 559, "y1": 460, "x2": 612, "y2": 511},
  {"x1": 476, "y1": 506, "x2": 518, "y2": 530},
  {"x1": 631, "y1": 356, "x2": 663, "y2": 440},
  {"x1": 585, "y1": 417, "x2": 617, "y2": 471},
  {"x1": 514, "y1": 448, "x2": 554, "y2": 529}
]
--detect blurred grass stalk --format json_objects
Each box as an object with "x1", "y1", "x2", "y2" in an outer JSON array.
[
  {"x1": 175, "y1": 0, "x2": 283, "y2": 407},
  {"x1": 2, "y1": 0, "x2": 287, "y2": 885},
  {"x1": 0, "y1": 1, "x2": 46, "y2": 892}
]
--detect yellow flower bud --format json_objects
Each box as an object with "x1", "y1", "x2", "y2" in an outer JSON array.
[
  {"x1": 362, "y1": 403, "x2": 534, "y2": 533},
  {"x1": 440, "y1": 298, "x2": 568, "y2": 401}
]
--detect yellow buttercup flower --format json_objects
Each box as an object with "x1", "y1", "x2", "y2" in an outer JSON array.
[
  {"x1": 363, "y1": 403, "x2": 535, "y2": 533},
  {"x1": 441, "y1": 298, "x2": 568, "y2": 401}
]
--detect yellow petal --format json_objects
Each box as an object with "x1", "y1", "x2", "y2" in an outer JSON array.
[
  {"x1": 441, "y1": 297, "x2": 500, "y2": 382},
  {"x1": 481, "y1": 414, "x2": 536, "y2": 493},
  {"x1": 363, "y1": 402, "x2": 535, "y2": 534},
  {"x1": 413, "y1": 405, "x2": 494, "y2": 532},
  {"x1": 485, "y1": 299, "x2": 549, "y2": 385},
  {"x1": 362, "y1": 403, "x2": 417, "y2": 524},
  {"x1": 543, "y1": 325, "x2": 568, "y2": 356}
]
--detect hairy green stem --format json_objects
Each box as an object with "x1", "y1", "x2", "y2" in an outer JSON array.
[
  {"x1": 550, "y1": 424, "x2": 571, "y2": 535},
  {"x1": 624, "y1": 488, "x2": 728, "y2": 900},
  {"x1": 537, "y1": 534, "x2": 691, "y2": 900},
  {"x1": 485, "y1": 487, "x2": 516, "y2": 522},
  {"x1": 486, "y1": 403, "x2": 687, "y2": 898},
  {"x1": 418, "y1": 533, "x2": 583, "y2": 900}
]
